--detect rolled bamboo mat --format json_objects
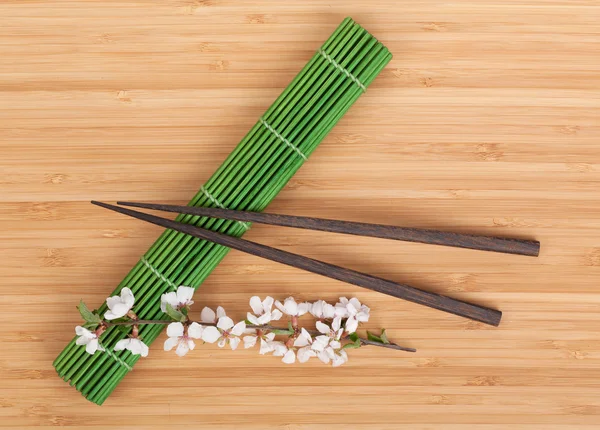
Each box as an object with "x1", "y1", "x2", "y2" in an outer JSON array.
[{"x1": 52, "y1": 17, "x2": 392, "y2": 405}]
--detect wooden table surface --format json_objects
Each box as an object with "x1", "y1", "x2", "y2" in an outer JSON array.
[{"x1": 2, "y1": 0, "x2": 599, "y2": 428}]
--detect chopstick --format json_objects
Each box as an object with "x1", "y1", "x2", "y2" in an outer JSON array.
[
  {"x1": 92, "y1": 201, "x2": 503, "y2": 327},
  {"x1": 116, "y1": 201, "x2": 540, "y2": 257}
]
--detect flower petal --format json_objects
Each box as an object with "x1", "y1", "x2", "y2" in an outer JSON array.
[
  {"x1": 216, "y1": 306, "x2": 227, "y2": 319},
  {"x1": 282, "y1": 350, "x2": 296, "y2": 364},
  {"x1": 85, "y1": 339, "x2": 99, "y2": 354},
  {"x1": 259, "y1": 338, "x2": 274, "y2": 355},
  {"x1": 187, "y1": 322, "x2": 203, "y2": 339},
  {"x1": 121, "y1": 287, "x2": 135, "y2": 307},
  {"x1": 293, "y1": 328, "x2": 312, "y2": 348},
  {"x1": 316, "y1": 321, "x2": 330, "y2": 335},
  {"x1": 297, "y1": 346, "x2": 316, "y2": 363},
  {"x1": 356, "y1": 309, "x2": 370, "y2": 323},
  {"x1": 217, "y1": 338, "x2": 227, "y2": 348},
  {"x1": 160, "y1": 292, "x2": 177, "y2": 312},
  {"x1": 127, "y1": 339, "x2": 143, "y2": 355},
  {"x1": 177, "y1": 286, "x2": 195, "y2": 304},
  {"x1": 243, "y1": 336, "x2": 257, "y2": 348},
  {"x1": 264, "y1": 332, "x2": 276, "y2": 342},
  {"x1": 75, "y1": 326, "x2": 93, "y2": 338},
  {"x1": 229, "y1": 337, "x2": 241, "y2": 351},
  {"x1": 344, "y1": 317, "x2": 359, "y2": 334},
  {"x1": 262, "y1": 296, "x2": 274, "y2": 312},
  {"x1": 337, "y1": 297, "x2": 349, "y2": 306},
  {"x1": 274, "y1": 300, "x2": 285, "y2": 314},
  {"x1": 312, "y1": 336, "x2": 329, "y2": 352},
  {"x1": 332, "y1": 350, "x2": 348, "y2": 367},
  {"x1": 334, "y1": 303, "x2": 349, "y2": 318},
  {"x1": 140, "y1": 341, "x2": 149, "y2": 357},
  {"x1": 297, "y1": 302, "x2": 311, "y2": 316},
  {"x1": 270, "y1": 309, "x2": 283, "y2": 321},
  {"x1": 270, "y1": 341, "x2": 287, "y2": 356},
  {"x1": 175, "y1": 340, "x2": 190, "y2": 357},
  {"x1": 105, "y1": 295, "x2": 121, "y2": 310},
  {"x1": 201, "y1": 326, "x2": 221, "y2": 343},
  {"x1": 257, "y1": 313, "x2": 271, "y2": 325},
  {"x1": 323, "y1": 303, "x2": 336, "y2": 319},
  {"x1": 217, "y1": 316, "x2": 234, "y2": 331},
  {"x1": 349, "y1": 297, "x2": 361, "y2": 307},
  {"x1": 247, "y1": 312, "x2": 260, "y2": 326},
  {"x1": 230, "y1": 321, "x2": 246, "y2": 336},
  {"x1": 200, "y1": 307, "x2": 216, "y2": 323},
  {"x1": 104, "y1": 303, "x2": 129, "y2": 320},
  {"x1": 167, "y1": 322, "x2": 184, "y2": 338},
  {"x1": 114, "y1": 339, "x2": 128, "y2": 351},
  {"x1": 284, "y1": 298, "x2": 298, "y2": 315},
  {"x1": 164, "y1": 336, "x2": 179, "y2": 351},
  {"x1": 317, "y1": 349, "x2": 330, "y2": 364},
  {"x1": 332, "y1": 316, "x2": 342, "y2": 332},
  {"x1": 310, "y1": 300, "x2": 324, "y2": 318},
  {"x1": 103, "y1": 310, "x2": 118, "y2": 321},
  {"x1": 249, "y1": 296, "x2": 263, "y2": 315},
  {"x1": 76, "y1": 336, "x2": 89, "y2": 346}
]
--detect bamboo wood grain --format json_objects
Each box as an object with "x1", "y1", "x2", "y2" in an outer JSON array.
[
  {"x1": 2, "y1": 0, "x2": 600, "y2": 428},
  {"x1": 117, "y1": 201, "x2": 540, "y2": 256},
  {"x1": 93, "y1": 201, "x2": 503, "y2": 326}
]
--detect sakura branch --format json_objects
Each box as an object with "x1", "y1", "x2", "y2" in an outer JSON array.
[{"x1": 75, "y1": 286, "x2": 416, "y2": 367}]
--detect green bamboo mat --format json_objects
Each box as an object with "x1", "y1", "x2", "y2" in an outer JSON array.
[{"x1": 53, "y1": 17, "x2": 392, "y2": 405}]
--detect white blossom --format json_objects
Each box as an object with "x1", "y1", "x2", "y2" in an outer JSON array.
[
  {"x1": 310, "y1": 300, "x2": 336, "y2": 319},
  {"x1": 293, "y1": 328, "x2": 317, "y2": 363},
  {"x1": 317, "y1": 346, "x2": 349, "y2": 367},
  {"x1": 164, "y1": 322, "x2": 203, "y2": 357},
  {"x1": 243, "y1": 331, "x2": 276, "y2": 354},
  {"x1": 104, "y1": 287, "x2": 135, "y2": 320},
  {"x1": 199, "y1": 305, "x2": 226, "y2": 324},
  {"x1": 160, "y1": 286, "x2": 195, "y2": 312},
  {"x1": 269, "y1": 341, "x2": 288, "y2": 356},
  {"x1": 201, "y1": 312, "x2": 246, "y2": 350},
  {"x1": 75, "y1": 326, "x2": 104, "y2": 355},
  {"x1": 344, "y1": 317, "x2": 359, "y2": 334},
  {"x1": 314, "y1": 316, "x2": 343, "y2": 351},
  {"x1": 247, "y1": 295, "x2": 283, "y2": 325},
  {"x1": 269, "y1": 341, "x2": 295, "y2": 364},
  {"x1": 345, "y1": 297, "x2": 370, "y2": 322},
  {"x1": 274, "y1": 297, "x2": 311, "y2": 316},
  {"x1": 114, "y1": 337, "x2": 149, "y2": 357}
]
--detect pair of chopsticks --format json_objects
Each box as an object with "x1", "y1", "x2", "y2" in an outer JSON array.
[{"x1": 93, "y1": 201, "x2": 540, "y2": 327}]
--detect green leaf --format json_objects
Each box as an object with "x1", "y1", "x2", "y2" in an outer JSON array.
[
  {"x1": 180, "y1": 307, "x2": 189, "y2": 316},
  {"x1": 288, "y1": 322, "x2": 294, "y2": 332},
  {"x1": 271, "y1": 328, "x2": 293, "y2": 335},
  {"x1": 77, "y1": 300, "x2": 102, "y2": 324},
  {"x1": 342, "y1": 340, "x2": 362, "y2": 350},
  {"x1": 165, "y1": 303, "x2": 186, "y2": 322},
  {"x1": 342, "y1": 334, "x2": 362, "y2": 350},
  {"x1": 380, "y1": 329, "x2": 390, "y2": 344},
  {"x1": 367, "y1": 331, "x2": 383, "y2": 343},
  {"x1": 82, "y1": 322, "x2": 99, "y2": 330}
]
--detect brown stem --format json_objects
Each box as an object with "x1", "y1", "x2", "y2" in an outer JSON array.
[{"x1": 104, "y1": 320, "x2": 416, "y2": 353}]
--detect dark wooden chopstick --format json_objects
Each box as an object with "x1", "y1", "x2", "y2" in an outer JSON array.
[
  {"x1": 116, "y1": 201, "x2": 540, "y2": 257},
  {"x1": 92, "y1": 201, "x2": 503, "y2": 327}
]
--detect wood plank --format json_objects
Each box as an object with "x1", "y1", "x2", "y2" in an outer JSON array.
[{"x1": 1, "y1": 0, "x2": 599, "y2": 428}]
